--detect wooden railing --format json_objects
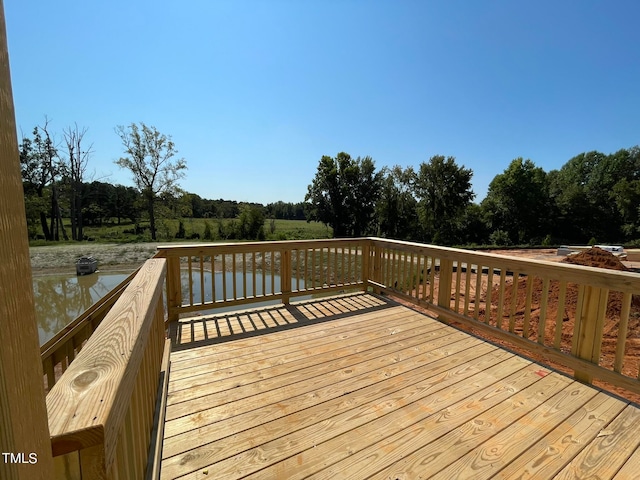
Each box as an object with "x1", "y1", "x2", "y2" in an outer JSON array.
[
  {"x1": 158, "y1": 238, "x2": 640, "y2": 394},
  {"x1": 41, "y1": 238, "x2": 640, "y2": 479},
  {"x1": 368, "y1": 238, "x2": 640, "y2": 394},
  {"x1": 156, "y1": 239, "x2": 367, "y2": 321},
  {"x1": 40, "y1": 268, "x2": 142, "y2": 393},
  {"x1": 47, "y1": 259, "x2": 169, "y2": 479}
]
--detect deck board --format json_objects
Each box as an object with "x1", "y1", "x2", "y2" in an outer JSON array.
[
  {"x1": 166, "y1": 312, "x2": 443, "y2": 408},
  {"x1": 168, "y1": 307, "x2": 413, "y2": 381},
  {"x1": 159, "y1": 293, "x2": 640, "y2": 479}
]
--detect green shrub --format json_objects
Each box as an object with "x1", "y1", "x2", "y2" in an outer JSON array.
[
  {"x1": 203, "y1": 221, "x2": 213, "y2": 240},
  {"x1": 489, "y1": 229, "x2": 512, "y2": 246},
  {"x1": 175, "y1": 221, "x2": 186, "y2": 239}
]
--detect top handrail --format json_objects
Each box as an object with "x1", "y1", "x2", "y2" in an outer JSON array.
[
  {"x1": 369, "y1": 237, "x2": 640, "y2": 293},
  {"x1": 154, "y1": 237, "x2": 367, "y2": 255}
]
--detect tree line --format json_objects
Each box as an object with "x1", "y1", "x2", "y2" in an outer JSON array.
[
  {"x1": 20, "y1": 117, "x2": 640, "y2": 246},
  {"x1": 305, "y1": 148, "x2": 640, "y2": 246},
  {"x1": 19, "y1": 119, "x2": 307, "y2": 241}
]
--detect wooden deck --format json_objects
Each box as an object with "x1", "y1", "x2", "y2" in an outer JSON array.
[{"x1": 160, "y1": 293, "x2": 640, "y2": 479}]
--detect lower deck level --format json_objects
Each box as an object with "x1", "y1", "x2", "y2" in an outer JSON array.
[{"x1": 160, "y1": 293, "x2": 640, "y2": 479}]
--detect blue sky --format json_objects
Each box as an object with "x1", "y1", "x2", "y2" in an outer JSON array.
[{"x1": 5, "y1": 1, "x2": 640, "y2": 204}]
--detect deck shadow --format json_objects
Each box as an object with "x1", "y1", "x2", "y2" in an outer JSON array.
[{"x1": 169, "y1": 293, "x2": 395, "y2": 351}]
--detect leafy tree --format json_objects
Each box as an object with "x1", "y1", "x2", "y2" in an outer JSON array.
[
  {"x1": 83, "y1": 181, "x2": 111, "y2": 226},
  {"x1": 188, "y1": 193, "x2": 205, "y2": 218},
  {"x1": 613, "y1": 178, "x2": 640, "y2": 239},
  {"x1": 265, "y1": 201, "x2": 306, "y2": 220},
  {"x1": 606, "y1": 147, "x2": 640, "y2": 240},
  {"x1": 211, "y1": 199, "x2": 240, "y2": 218},
  {"x1": 482, "y1": 158, "x2": 550, "y2": 245},
  {"x1": 115, "y1": 123, "x2": 187, "y2": 240},
  {"x1": 305, "y1": 153, "x2": 382, "y2": 237},
  {"x1": 237, "y1": 205, "x2": 266, "y2": 240},
  {"x1": 19, "y1": 120, "x2": 67, "y2": 240},
  {"x1": 79, "y1": 181, "x2": 141, "y2": 227},
  {"x1": 548, "y1": 149, "x2": 640, "y2": 243},
  {"x1": 110, "y1": 184, "x2": 140, "y2": 225},
  {"x1": 413, "y1": 155, "x2": 474, "y2": 244},
  {"x1": 376, "y1": 165, "x2": 419, "y2": 240},
  {"x1": 454, "y1": 203, "x2": 491, "y2": 246},
  {"x1": 305, "y1": 154, "x2": 348, "y2": 236},
  {"x1": 159, "y1": 190, "x2": 193, "y2": 219},
  {"x1": 20, "y1": 133, "x2": 51, "y2": 239},
  {"x1": 548, "y1": 154, "x2": 594, "y2": 242}
]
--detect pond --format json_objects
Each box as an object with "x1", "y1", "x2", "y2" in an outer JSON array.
[
  {"x1": 33, "y1": 271, "x2": 132, "y2": 346},
  {"x1": 34, "y1": 270, "x2": 306, "y2": 345},
  {"x1": 179, "y1": 270, "x2": 308, "y2": 315}
]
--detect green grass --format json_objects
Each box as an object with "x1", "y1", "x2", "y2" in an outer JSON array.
[
  {"x1": 265, "y1": 219, "x2": 333, "y2": 240},
  {"x1": 29, "y1": 218, "x2": 333, "y2": 245}
]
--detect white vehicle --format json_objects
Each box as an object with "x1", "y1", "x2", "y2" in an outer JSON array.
[{"x1": 594, "y1": 245, "x2": 624, "y2": 253}]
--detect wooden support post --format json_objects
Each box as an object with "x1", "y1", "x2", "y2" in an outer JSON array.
[
  {"x1": 372, "y1": 244, "x2": 383, "y2": 293},
  {"x1": 572, "y1": 285, "x2": 608, "y2": 384},
  {"x1": 0, "y1": 1, "x2": 55, "y2": 476},
  {"x1": 437, "y1": 258, "x2": 453, "y2": 310},
  {"x1": 362, "y1": 242, "x2": 370, "y2": 292},
  {"x1": 165, "y1": 256, "x2": 182, "y2": 322},
  {"x1": 281, "y1": 249, "x2": 291, "y2": 304}
]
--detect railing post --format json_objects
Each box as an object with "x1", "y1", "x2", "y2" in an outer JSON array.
[
  {"x1": 371, "y1": 243, "x2": 382, "y2": 293},
  {"x1": 572, "y1": 285, "x2": 608, "y2": 384},
  {"x1": 362, "y1": 241, "x2": 370, "y2": 293},
  {"x1": 281, "y1": 248, "x2": 291, "y2": 305},
  {"x1": 437, "y1": 257, "x2": 454, "y2": 310},
  {"x1": 166, "y1": 256, "x2": 182, "y2": 322}
]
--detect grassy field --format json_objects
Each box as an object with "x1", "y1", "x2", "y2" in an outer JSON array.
[{"x1": 29, "y1": 218, "x2": 333, "y2": 246}]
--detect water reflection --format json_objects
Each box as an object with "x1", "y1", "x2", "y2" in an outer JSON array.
[
  {"x1": 33, "y1": 271, "x2": 130, "y2": 345},
  {"x1": 181, "y1": 271, "x2": 299, "y2": 303},
  {"x1": 34, "y1": 270, "x2": 305, "y2": 345},
  {"x1": 181, "y1": 271, "x2": 307, "y2": 314}
]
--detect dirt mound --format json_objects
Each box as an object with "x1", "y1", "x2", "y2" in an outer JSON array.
[{"x1": 562, "y1": 247, "x2": 629, "y2": 271}]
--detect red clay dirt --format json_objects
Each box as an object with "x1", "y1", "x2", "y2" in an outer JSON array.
[
  {"x1": 491, "y1": 249, "x2": 640, "y2": 358},
  {"x1": 487, "y1": 248, "x2": 640, "y2": 402},
  {"x1": 398, "y1": 247, "x2": 640, "y2": 404}
]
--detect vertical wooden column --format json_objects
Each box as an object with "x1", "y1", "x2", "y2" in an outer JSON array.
[
  {"x1": 165, "y1": 256, "x2": 182, "y2": 322},
  {"x1": 437, "y1": 258, "x2": 453, "y2": 310},
  {"x1": 361, "y1": 241, "x2": 370, "y2": 292},
  {"x1": 371, "y1": 243, "x2": 382, "y2": 293},
  {"x1": 0, "y1": 1, "x2": 55, "y2": 477},
  {"x1": 572, "y1": 285, "x2": 608, "y2": 384},
  {"x1": 281, "y1": 249, "x2": 291, "y2": 305}
]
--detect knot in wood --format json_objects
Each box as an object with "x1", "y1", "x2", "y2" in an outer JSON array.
[{"x1": 73, "y1": 370, "x2": 99, "y2": 389}]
